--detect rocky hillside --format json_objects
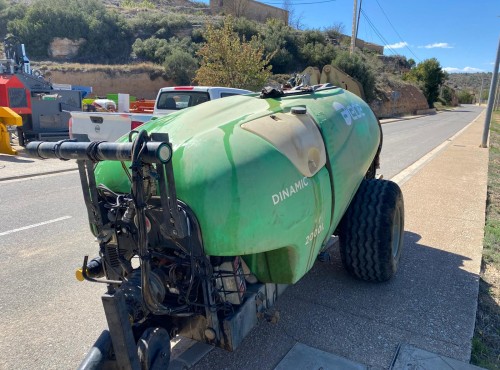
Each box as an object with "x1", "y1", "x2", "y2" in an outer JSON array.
[
  {"x1": 446, "y1": 72, "x2": 493, "y2": 94},
  {"x1": 2, "y1": 0, "x2": 436, "y2": 116}
]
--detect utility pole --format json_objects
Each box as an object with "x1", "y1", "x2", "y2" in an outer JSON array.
[
  {"x1": 350, "y1": 0, "x2": 358, "y2": 55},
  {"x1": 481, "y1": 36, "x2": 500, "y2": 148},
  {"x1": 495, "y1": 81, "x2": 500, "y2": 110}
]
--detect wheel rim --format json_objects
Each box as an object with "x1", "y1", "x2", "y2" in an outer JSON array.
[{"x1": 391, "y1": 206, "x2": 402, "y2": 258}]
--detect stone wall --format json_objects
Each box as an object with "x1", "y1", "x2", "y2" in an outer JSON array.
[
  {"x1": 370, "y1": 81, "x2": 429, "y2": 118},
  {"x1": 45, "y1": 70, "x2": 172, "y2": 99}
]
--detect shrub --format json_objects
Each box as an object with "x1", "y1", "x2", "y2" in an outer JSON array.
[
  {"x1": 260, "y1": 19, "x2": 299, "y2": 74},
  {"x1": 132, "y1": 38, "x2": 169, "y2": 63},
  {"x1": 457, "y1": 90, "x2": 474, "y2": 104},
  {"x1": 233, "y1": 17, "x2": 260, "y2": 40},
  {"x1": 299, "y1": 41, "x2": 336, "y2": 68},
  {"x1": 7, "y1": 0, "x2": 133, "y2": 62},
  {"x1": 333, "y1": 51, "x2": 376, "y2": 102},
  {"x1": 163, "y1": 49, "x2": 198, "y2": 85},
  {"x1": 129, "y1": 13, "x2": 190, "y2": 40},
  {"x1": 132, "y1": 36, "x2": 195, "y2": 64}
]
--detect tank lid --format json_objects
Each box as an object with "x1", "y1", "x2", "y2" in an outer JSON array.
[{"x1": 291, "y1": 106, "x2": 307, "y2": 115}]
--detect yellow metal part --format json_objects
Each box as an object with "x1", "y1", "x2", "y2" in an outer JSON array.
[
  {"x1": 75, "y1": 268, "x2": 85, "y2": 282},
  {"x1": 319, "y1": 65, "x2": 365, "y2": 100},
  {"x1": 302, "y1": 66, "x2": 321, "y2": 85},
  {"x1": 0, "y1": 107, "x2": 22, "y2": 156}
]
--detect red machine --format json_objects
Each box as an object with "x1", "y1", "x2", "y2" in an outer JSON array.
[
  {"x1": 0, "y1": 36, "x2": 82, "y2": 145},
  {"x1": 0, "y1": 74, "x2": 32, "y2": 116}
]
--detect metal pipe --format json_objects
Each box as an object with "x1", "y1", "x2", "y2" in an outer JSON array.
[
  {"x1": 77, "y1": 331, "x2": 113, "y2": 370},
  {"x1": 26, "y1": 138, "x2": 171, "y2": 164},
  {"x1": 481, "y1": 36, "x2": 500, "y2": 148}
]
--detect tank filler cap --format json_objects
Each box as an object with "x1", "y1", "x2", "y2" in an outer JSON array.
[{"x1": 291, "y1": 106, "x2": 307, "y2": 115}]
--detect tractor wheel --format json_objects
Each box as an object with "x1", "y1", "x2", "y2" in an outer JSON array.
[
  {"x1": 137, "y1": 327, "x2": 171, "y2": 370},
  {"x1": 339, "y1": 179, "x2": 404, "y2": 282}
]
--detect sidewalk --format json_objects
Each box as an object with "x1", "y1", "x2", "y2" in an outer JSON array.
[{"x1": 388, "y1": 111, "x2": 488, "y2": 367}]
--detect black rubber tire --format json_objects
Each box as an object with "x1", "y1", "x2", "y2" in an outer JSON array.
[
  {"x1": 137, "y1": 327, "x2": 171, "y2": 370},
  {"x1": 339, "y1": 179, "x2": 404, "y2": 282}
]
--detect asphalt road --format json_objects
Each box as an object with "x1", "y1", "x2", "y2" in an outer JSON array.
[
  {"x1": 379, "y1": 105, "x2": 483, "y2": 179},
  {"x1": 0, "y1": 105, "x2": 484, "y2": 370}
]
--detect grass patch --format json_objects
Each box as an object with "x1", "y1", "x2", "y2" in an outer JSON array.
[{"x1": 472, "y1": 109, "x2": 500, "y2": 369}]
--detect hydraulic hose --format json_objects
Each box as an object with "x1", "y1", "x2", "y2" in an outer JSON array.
[{"x1": 130, "y1": 131, "x2": 186, "y2": 315}]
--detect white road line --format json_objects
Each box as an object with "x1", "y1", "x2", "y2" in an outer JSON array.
[{"x1": 0, "y1": 216, "x2": 72, "y2": 236}]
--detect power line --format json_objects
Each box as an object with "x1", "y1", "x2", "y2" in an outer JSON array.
[
  {"x1": 360, "y1": 9, "x2": 398, "y2": 56},
  {"x1": 355, "y1": 0, "x2": 362, "y2": 40},
  {"x1": 373, "y1": 0, "x2": 420, "y2": 62}
]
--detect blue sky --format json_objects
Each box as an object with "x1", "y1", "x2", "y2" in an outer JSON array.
[{"x1": 201, "y1": 0, "x2": 499, "y2": 73}]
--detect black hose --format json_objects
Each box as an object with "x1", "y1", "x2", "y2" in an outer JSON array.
[
  {"x1": 25, "y1": 140, "x2": 170, "y2": 164},
  {"x1": 130, "y1": 131, "x2": 186, "y2": 315}
]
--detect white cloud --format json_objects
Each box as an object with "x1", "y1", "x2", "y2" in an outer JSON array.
[
  {"x1": 385, "y1": 41, "x2": 408, "y2": 49},
  {"x1": 419, "y1": 42, "x2": 453, "y2": 49},
  {"x1": 443, "y1": 66, "x2": 484, "y2": 73}
]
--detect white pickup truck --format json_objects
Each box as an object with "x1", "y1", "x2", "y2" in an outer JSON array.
[{"x1": 70, "y1": 86, "x2": 252, "y2": 142}]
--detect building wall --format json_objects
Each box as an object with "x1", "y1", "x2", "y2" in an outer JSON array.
[{"x1": 210, "y1": 0, "x2": 288, "y2": 24}]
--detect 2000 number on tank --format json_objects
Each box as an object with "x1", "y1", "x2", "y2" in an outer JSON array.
[{"x1": 26, "y1": 85, "x2": 404, "y2": 369}]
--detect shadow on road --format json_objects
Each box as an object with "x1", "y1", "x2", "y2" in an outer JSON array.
[
  {"x1": 193, "y1": 230, "x2": 483, "y2": 369},
  {"x1": 0, "y1": 154, "x2": 34, "y2": 163}
]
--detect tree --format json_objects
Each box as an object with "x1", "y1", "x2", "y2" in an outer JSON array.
[
  {"x1": 0, "y1": 0, "x2": 9, "y2": 37},
  {"x1": 457, "y1": 90, "x2": 474, "y2": 104},
  {"x1": 403, "y1": 58, "x2": 446, "y2": 108},
  {"x1": 441, "y1": 85, "x2": 453, "y2": 106},
  {"x1": 194, "y1": 17, "x2": 273, "y2": 92}
]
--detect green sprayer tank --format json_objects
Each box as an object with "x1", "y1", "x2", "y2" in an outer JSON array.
[{"x1": 94, "y1": 87, "x2": 381, "y2": 284}]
